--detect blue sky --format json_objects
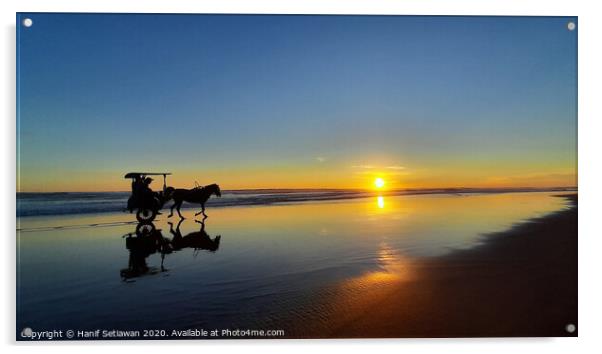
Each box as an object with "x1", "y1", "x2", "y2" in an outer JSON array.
[{"x1": 17, "y1": 14, "x2": 577, "y2": 191}]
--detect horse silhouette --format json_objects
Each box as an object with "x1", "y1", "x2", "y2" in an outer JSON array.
[{"x1": 168, "y1": 183, "x2": 222, "y2": 219}]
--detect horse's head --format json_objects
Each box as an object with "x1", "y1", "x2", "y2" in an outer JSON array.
[
  {"x1": 209, "y1": 235, "x2": 221, "y2": 252},
  {"x1": 210, "y1": 183, "x2": 222, "y2": 197}
]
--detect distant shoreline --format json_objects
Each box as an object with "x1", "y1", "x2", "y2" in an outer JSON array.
[{"x1": 17, "y1": 186, "x2": 577, "y2": 195}]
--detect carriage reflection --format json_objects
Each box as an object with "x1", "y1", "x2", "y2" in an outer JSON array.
[{"x1": 120, "y1": 219, "x2": 221, "y2": 280}]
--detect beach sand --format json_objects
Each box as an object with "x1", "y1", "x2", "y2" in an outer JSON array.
[
  {"x1": 16, "y1": 192, "x2": 577, "y2": 339},
  {"x1": 300, "y1": 194, "x2": 577, "y2": 338}
]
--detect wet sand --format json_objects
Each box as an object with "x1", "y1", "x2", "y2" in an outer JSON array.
[
  {"x1": 17, "y1": 192, "x2": 576, "y2": 339},
  {"x1": 305, "y1": 194, "x2": 577, "y2": 338}
]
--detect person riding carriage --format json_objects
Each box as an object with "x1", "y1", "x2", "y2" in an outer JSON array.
[
  {"x1": 125, "y1": 172, "x2": 173, "y2": 222},
  {"x1": 130, "y1": 176, "x2": 154, "y2": 207}
]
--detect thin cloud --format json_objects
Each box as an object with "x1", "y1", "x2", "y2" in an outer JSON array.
[{"x1": 352, "y1": 164, "x2": 405, "y2": 170}]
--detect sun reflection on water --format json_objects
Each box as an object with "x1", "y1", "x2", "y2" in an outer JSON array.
[
  {"x1": 345, "y1": 241, "x2": 414, "y2": 289},
  {"x1": 377, "y1": 196, "x2": 385, "y2": 209}
]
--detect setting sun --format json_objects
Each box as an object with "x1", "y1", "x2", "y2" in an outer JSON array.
[{"x1": 374, "y1": 177, "x2": 385, "y2": 189}]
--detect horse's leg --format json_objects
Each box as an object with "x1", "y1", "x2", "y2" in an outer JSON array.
[
  {"x1": 194, "y1": 203, "x2": 207, "y2": 217},
  {"x1": 176, "y1": 201, "x2": 185, "y2": 219},
  {"x1": 195, "y1": 205, "x2": 206, "y2": 217},
  {"x1": 168, "y1": 202, "x2": 175, "y2": 217}
]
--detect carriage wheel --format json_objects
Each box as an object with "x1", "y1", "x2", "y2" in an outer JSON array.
[{"x1": 136, "y1": 208, "x2": 157, "y2": 223}]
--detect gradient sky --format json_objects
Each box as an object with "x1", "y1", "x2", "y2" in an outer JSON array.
[{"x1": 17, "y1": 14, "x2": 577, "y2": 192}]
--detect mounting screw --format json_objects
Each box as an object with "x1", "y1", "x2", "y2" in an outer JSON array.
[
  {"x1": 21, "y1": 327, "x2": 33, "y2": 337},
  {"x1": 567, "y1": 22, "x2": 576, "y2": 31}
]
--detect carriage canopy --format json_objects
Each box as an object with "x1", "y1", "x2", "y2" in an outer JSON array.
[{"x1": 124, "y1": 172, "x2": 172, "y2": 179}]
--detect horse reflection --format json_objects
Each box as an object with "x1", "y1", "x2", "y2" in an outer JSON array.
[
  {"x1": 120, "y1": 220, "x2": 222, "y2": 280},
  {"x1": 168, "y1": 219, "x2": 221, "y2": 253}
]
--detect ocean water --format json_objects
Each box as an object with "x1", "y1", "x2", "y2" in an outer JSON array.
[
  {"x1": 16, "y1": 191, "x2": 573, "y2": 338},
  {"x1": 16, "y1": 190, "x2": 373, "y2": 217},
  {"x1": 16, "y1": 188, "x2": 574, "y2": 217}
]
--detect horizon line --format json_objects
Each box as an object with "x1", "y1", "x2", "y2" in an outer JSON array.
[{"x1": 16, "y1": 186, "x2": 578, "y2": 194}]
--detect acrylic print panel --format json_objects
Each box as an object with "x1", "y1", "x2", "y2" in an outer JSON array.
[{"x1": 16, "y1": 13, "x2": 577, "y2": 340}]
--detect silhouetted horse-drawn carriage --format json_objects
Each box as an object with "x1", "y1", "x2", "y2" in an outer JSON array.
[
  {"x1": 124, "y1": 171, "x2": 222, "y2": 222},
  {"x1": 120, "y1": 220, "x2": 221, "y2": 280}
]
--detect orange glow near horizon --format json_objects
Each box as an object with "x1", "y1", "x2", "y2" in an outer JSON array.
[{"x1": 16, "y1": 162, "x2": 577, "y2": 193}]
